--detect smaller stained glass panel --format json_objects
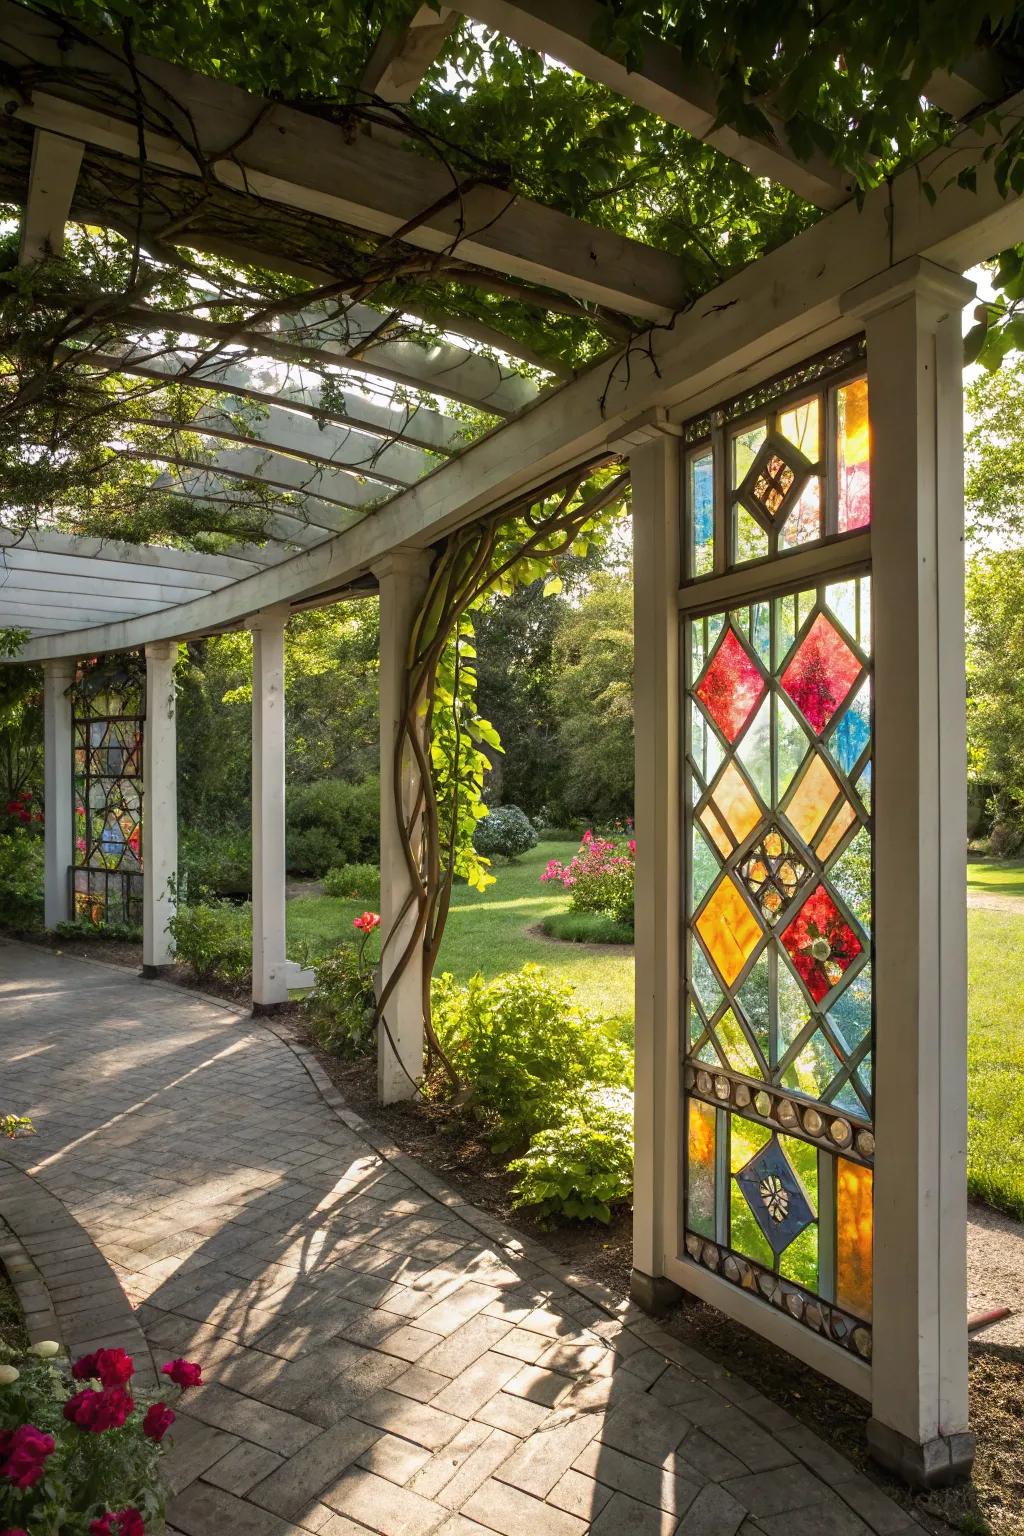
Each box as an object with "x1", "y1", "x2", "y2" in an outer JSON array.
[
  {"x1": 781, "y1": 613, "x2": 862, "y2": 734},
  {"x1": 739, "y1": 825, "x2": 812, "y2": 925},
  {"x1": 738, "y1": 437, "x2": 808, "y2": 527}
]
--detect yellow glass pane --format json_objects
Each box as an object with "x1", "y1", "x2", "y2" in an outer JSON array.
[
  {"x1": 786, "y1": 753, "x2": 840, "y2": 845},
  {"x1": 840, "y1": 377, "x2": 870, "y2": 465},
  {"x1": 836, "y1": 1158, "x2": 873, "y2": 1320},
  {"x1": 699, "y1": 804, "x2": 732, "y2": 858},
  {"x1": 779, "y1": 398, "x2": 819, "y2": 458},
  {"x1": 696, "y1": 875, "x2": 762, "y2": 987},
  {"x1": 687, "y1": 1099, "x2": 717, "y2": 1238},
  {"x1": 716, "y1": 1007, "x2": 764, "y2": 1078},
  {"x1": 712, "y1": 762, "x2": 762, "y2": 846},
  {"x1": 817, "y1": 798, "x2": 858, "y2": 861}
]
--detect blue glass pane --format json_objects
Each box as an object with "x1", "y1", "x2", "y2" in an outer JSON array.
[
  {"x1": 693, "y1": 453, "x2": 713, "y2": 541},
  {"x1": 830, "y1": 679, "x2": 871, "y2": 774}
]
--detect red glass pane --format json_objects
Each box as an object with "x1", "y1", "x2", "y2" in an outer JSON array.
[
  {"x1": 781, "y1": 883, "x2": 862, "y2": 1004},
  {"x1": 780, "y1": 613, "x2": 861, "y2": 734},
  {"x1": 695, "y1": 628, "x2": 766, "y2": 743}
]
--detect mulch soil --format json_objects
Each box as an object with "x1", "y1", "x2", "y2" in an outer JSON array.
[{"x1": 6, "y1": 933, "x2": 1019, "y2": 1535}]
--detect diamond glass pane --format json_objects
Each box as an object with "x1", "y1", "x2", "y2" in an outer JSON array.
[
  {"x1": 781, "y1": 613, "x2": 862, "y2": 734},
  {"x1": 781, "y1": 884, "x2": 863, "y2": 1005},
  {"x1": 695, "y1": 628, "x2": 766, "y2": 744},
  {"x1": 695, "y1": 875, "x2": 762, "y2": 988}
]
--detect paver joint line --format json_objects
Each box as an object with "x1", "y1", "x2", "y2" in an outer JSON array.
[{"x1": 0, "y1": 943, "x2": 925, "y2": 1535}]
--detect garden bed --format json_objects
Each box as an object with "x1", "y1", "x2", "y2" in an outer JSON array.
[{"x1": 0, "y1": 1260, "x2": 28, "y2": 1353}]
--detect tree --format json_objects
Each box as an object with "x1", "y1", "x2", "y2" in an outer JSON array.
[
  {"x1": 550, "y1": 571, "x2": 634, "y2": 824},
  {"x1": 964, "y1": 352, "x2": 1024, "y2": 544},
  {"x1": 966, "y1": 547, "x2": 1024, "y2": 850}
]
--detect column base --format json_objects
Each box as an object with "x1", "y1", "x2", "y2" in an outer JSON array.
[
  {"x1": 630, "y1": 1269, "x2": 685, "y2": 1317},
  {"x1": 252, "y1": 1000, "x2": 287, "y2": 1016},
  {"x1": 866, "y1": 1419, "x2": 976, "y2": 1489},
  {"x1": 140, "y1": 963, "x2": 174, "y2": 980}
]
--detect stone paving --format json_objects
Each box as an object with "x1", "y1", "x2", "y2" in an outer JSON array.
[{"x1": 0, "y1": 940, "x2": 926, "y2": 1536}]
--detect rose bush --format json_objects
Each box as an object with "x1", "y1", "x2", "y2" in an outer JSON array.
[
  {"x1": 540, "y1": 827, "x2": 635, "y2": 928},
  {"x1": 0, "y1": 1339, "x2": 201, "y2": 1533}
]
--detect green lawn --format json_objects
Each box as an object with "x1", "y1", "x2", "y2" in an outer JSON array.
[
  {"x1": 288, "y1": 846, "x2": 1024, "y2": 1220},
  {"x1": 967, "y1": 856, "x2": 1024, "y2": 898}
]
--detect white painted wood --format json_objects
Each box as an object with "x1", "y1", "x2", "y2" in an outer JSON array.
[
  {"x1": 361, "y1": 5, "x2": 458, "y2": 102},
  {"x1": 141, "y1": 442, "x2": 389, "y2": 509},
  {"x1": 0, "y1": 8, "x2": 692, "y2": 320},
  {"x1": 375, "y1": 548, "x2": 432, "y2": 1103},
  {"x1": 925, "y1": 50, "x2": 1004, "y2": 116},
  {"x1": 457, "y1": 0, "x2": 852, "y2": 208},
  {"x1": 843, "y1": 256, "x2": 974, "y2": 1457},
  {"x1": 630, "y1": 430, "x2": 681, "y2": 1283},
  {"x1": 251, "y1": 604, "x2": 290, "y2": 1008},
  {"x1": 142, "y1": 640, "x2": 178, "y2": 969},
  {"x1": 2, "y1": 548, "x2": 233, "y2": 591},
  {"x1": 19, "y1": 129, "x2": 83, "y2": 262},
  {"x1": 0, "y1": 528, "x2": 277, "y2": 578},
  {"x1": 42, "y1": 658, "x2": 74, "y2": 928}
]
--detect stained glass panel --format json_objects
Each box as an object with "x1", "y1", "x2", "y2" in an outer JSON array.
[
  {"x1": 684, "y1": 576, "x2": 874, "y2": 1358},
  {"x1": 72, "y1": 657, "x2": 146, "y2": 928}
]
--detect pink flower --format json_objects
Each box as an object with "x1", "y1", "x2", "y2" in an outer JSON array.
[
  {"x1": 628, "y1": 839, "x2": 636, "y2": 855},
  {"x1": 73, "y1": 1346, "x2": 134, "y2": 1388},
  {"x1": 91, "y1": 1512, "x2": 146, "y2": 1536},
  {"x1": 161, "y1": 1357, "x2": 202, "y2": 1391},
  {"x1": 142, "y1": 1401, "x2": 175, "y2": 1442},
  {"x1": 0, "y1": 1425, "x2": 55, "y2": 1488},
  {"x1": 352, "y1": 912, "x2": 380, "y2": 935},
  {"x1": 63, "y1": 1385, "x2": 134, "y2": 1432},
  {"x1": 1, "y1": 1526, "x2": 30, "y2": 1534}
]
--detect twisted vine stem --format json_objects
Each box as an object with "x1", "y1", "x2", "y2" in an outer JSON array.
[{"x1": 373, "y1": 462, "x2": 630, "y2": 1089}]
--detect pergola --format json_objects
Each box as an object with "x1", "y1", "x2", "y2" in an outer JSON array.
[{"x1": 2, "y1": 0, "x2": 1020, "y2": 1492}]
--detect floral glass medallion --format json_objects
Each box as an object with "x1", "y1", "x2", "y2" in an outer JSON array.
[
  {"x1": 781, "y1": 884, "x2": 863, "y2": 1004},
  {"x1": 695, "y1": 628, "x2": 766, "y2": 744},
  {"x1": 734, "y1": 1134, "x2": 815, "y2": 1257}
]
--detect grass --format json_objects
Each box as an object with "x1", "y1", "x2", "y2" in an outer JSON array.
[
  {"x1": 288, "y1": 844, "x2": 1024, "y2": 1217},
  {"x1": 967, "y1": 857, "x2": 1024, "y2": 898},
  {"x1": 287, "y1": 840, "x2": 635, "y2": 1024},
  {"x1": 540, "y1": 911, "x2": 634, "y2": 945}
]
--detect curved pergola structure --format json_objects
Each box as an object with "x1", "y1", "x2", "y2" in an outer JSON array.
[{"x1": 2, "y1": 0, "x2": 1022, "y2": 1491}]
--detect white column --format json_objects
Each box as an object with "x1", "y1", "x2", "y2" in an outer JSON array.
[
  {"x1": 375, "y1": 548, "x2": 433, "y2": 1104},
  {"x1": 42, "y1": 658, "x2": 74, "y2": 929},
  {"x1": 628, "y1": 423, "x2": 684, "y2": 1312},
  {"x1": 842, "y1": 256, "x2": 975, "y2": 1486},
  {"x1": 142, "y1": 640, "x2": 178, "y2": 973},
  {"x1": 251, "y1": 603, "x2": 290, "y2": 1011}
]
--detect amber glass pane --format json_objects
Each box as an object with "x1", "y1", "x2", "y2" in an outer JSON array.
[
  {"x1": 696, "y1": 875, "x2": 762, "y2": 987},
  {"x1": 837, "y1": 377, "x2": 871, "y2": 532},
  {"x1": 779, "y1": 398, "x2": 819, "y2": 458},
  {"x1": 817, "y1": 798, "x2": 858, "y2": 861},
  {"x1": 786, "y1": 753, "x2": 840, "y2": 845},
  {"x1": 836, "y1": 1158, "x2": 873, "y2": 1319},
  {"x1": 711, "y1": 762, "x2": 762, "y2": 847},
  {"x1": 687, "y1": 1099, "x2": 717, "y2": 1238}
]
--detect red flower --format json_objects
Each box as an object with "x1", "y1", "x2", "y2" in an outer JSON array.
[
  {"x1": 352, "y1": 911, "x2": 380, "y2": 935},
  {"x1": 142, "y1": 1401, "x2": 175, "y2": 1442},
  {"x1": 1, "y1": 1526, "x2": 30, "y2": 1535},
  {"x1": 90, "y1": 1512, "x2": 145, "y2": 1536},
  {"x1": 73, "y1": 1346, "x2": 134, "y2": 1388},
  {"x1": 63, "y1": 1385, "x2": 134, "y2": 1432},
  {"x1": 0, "y1": 1425, "x2": 55, "y2": 1488},
  {"x1": 161, "y1": 1358, "x2": 202, "y2": 1391},
  {"x1": 4, "y1": 802, "x2": 17, "y2": 814},
  {"x1": 16, "y1": 810, "x2": 29, "y2": 823}
]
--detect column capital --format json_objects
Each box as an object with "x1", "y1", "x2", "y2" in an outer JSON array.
[
  {"x1": 42, "y1": 656, "x2": 76, "y2": 682},
  {"x1": 840, "y1": 256, "x2": 975, "y2": 326},
  {"x1": 608, "y1": 407, "x2": 683, "y2": 454},
  {"x1": 144, "y1": 639, "x2": 177, "y2": 662},
  {"x1": 372, "y1": 547, "x2": 433, "y2": 583},
  {"x1": 248, "y1": 601, "x2": 291, "y2": 633}
]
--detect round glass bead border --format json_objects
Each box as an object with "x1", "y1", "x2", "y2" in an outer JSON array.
[{"x1": 685, "y1": 1065, "x2": 874, "y2": 1166}]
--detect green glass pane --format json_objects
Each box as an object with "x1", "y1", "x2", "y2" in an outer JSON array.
[
  {"x1": 697, "y1": 1038, "x2": 719, "y2": 1065},
  {"x1": 859, "y1": 576, "x2": 872, "y2": 656},
  {"x1": 736, "y1": 952, "x2": 771, "y2": 1060},
  {"x1": 857, "y1": 1048, "x2": 873, "y2": 1100},
  {"x1": 716, "y1": 1007, "x2": 764, "y2": 1078},
  {"x1": 738, "y1": 697, "x2": 771, "y2": 804},
  {"x1": 798, "y1": 589, "x2": 816, "y2": 627},
  {"x1": 692, "y1": 623, "x2": 707, "y2": 677},
  {"x1": 736, "y1": 506, "x2": 768, "y2": 563},
  {"x1": 691, "y1": 449, "x2": 714, "y2": 577},
  {"x1": 779, "y1": 1220, "x2": 818, "y2": 1291},
  {"x1": 729, "y1": 1115, "x2": 774, "y2": 1267},
  {"x1": 827, "y1": 962, "x2": 872, "y2": 1054},
  {"x1": 857, "y1": 759, "x2": 872, "y2": 812},
  {"x1": 826, "y1": 1075, "x2": 864, "y2": 1115},
  {"x1": 692, "y1": 699, "x2": 723, "y2": 782},
  {"x1": 775, "y1": 592, "x2": 798, "y2": 668},
  {"x1": 691, "y1": 824, "x2": 720, "y2": 912},
  {"x1": 775, "y1": 695, "x2": 809, "y2": 801},
  {"x1": 692, "y1": 945, "x2": 724, "y2": 1017},
  {"x1": 777, "y1": 955, "x2": 809, "y2": 1059},
  {"x1": 689, "y1": 1003, "x2": 706, "y2": 1048},
  {"x1": 687, "y1": 1099, "x2": 717, "y2": 1238},
  {"x1": 733, "y1": 425, "x2": 767, "y2": 487},
  {"x1": 781, "y1": 1030, "x2": 842, "y2": 1099},
  {"x1": 752, "y1": 601, "x2": 772, "y2": 666},
  {"x1": 829, "y1": 826, "x2": 872, "y2": 932},
  {"x1": 782, "y1": 1132, "x2": 818, "y2": 1202}
]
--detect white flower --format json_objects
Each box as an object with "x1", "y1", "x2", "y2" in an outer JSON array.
[
  {"x1": 0, "y1": 1363, "x2": 20, "y2": 1384},
  {"x1": 28, "y1": 1340, "x2": 60, "y2": 1359},
  {"x1": 810, "y1": 937, "x2": 832, "y2": 962}
]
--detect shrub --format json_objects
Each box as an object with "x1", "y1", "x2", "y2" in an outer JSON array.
[
  {"x1": 178, "y1": 824, "x2": 251, "y2": 899},
  {"x1": 322, "y1": 862, "x2": 380, "y2": 902},
  {"x1": 0, "y1": 1339, "x2": 202, "y2": 1532},
  {"x1": 472, "y1": 805, "x2": 538, "y2": 862},
  {"x1": 286, "y1": 776, "x2": 379, "y2": 876},
  {"x1": 509, "y1": 1088, "x2": 634, "y2": 1224},
  {"x1": 541, "y1": 829, "x2": 635, "y2": 927},
  {"x1": 431, "y1": 964, "x2": 631, "y2": 1151},
  {"x1": 304, "y1": 942, "x2": 377, "y2": 1058},
  {"x1": 52, "y1": 920, "x2": 142, "y2": 943},
  {"x1": 0, "y1": 832, "x2": 44, "y2": 930},
  {"x1": 168, "y1": 900, "x2": 252, "y2": 987},
  {"x1": 540, "y1": 911, "x2": 634, "y2": 946}
]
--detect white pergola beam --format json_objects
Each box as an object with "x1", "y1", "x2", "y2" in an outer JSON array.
[
  {"x1": 0, "y1": 528, "x2": 282, "y2": 576},
  {"x1": 137, "y1": 441, "x2": 391, "y2": 509},
  {"x1": 454, "y1": 0, "x2": 852, "y2": 209},
  {"x1": 361, "y1": 5, "x2": 459, "y2": 102},
  {"x1": 1, "y1": 548, "x2": 231, "y2": 590},
  {"x1": 19, "y1": 128, "x2": 83, "y2": 262},
  {"x1": 924, "y1": 50, "x2": 1004, "y2": 117},
  {"x1": 12, "y1": 92, "x2": 1024, "y2": 660},
  {"x1": 0, "y1": 5, "x2": 695, "y2": 321}
]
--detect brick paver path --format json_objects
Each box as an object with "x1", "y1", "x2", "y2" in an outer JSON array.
[{"x1": 0, "y1": 941, "x2": 924, "y2": 1536}]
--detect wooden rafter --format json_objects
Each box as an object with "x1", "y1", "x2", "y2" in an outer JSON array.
[{"x1": 360, "y1": 5, "x2": 460, "y2": 102}]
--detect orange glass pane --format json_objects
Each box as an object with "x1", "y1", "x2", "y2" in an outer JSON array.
[
  {"x1": 699, "y1": 804, "x2": 732, "y2": 858},
  {"x1": 786, "y1": 754, "x2": 840, "y2": 845},
  {"x1": 696, "y1": 875, "x2": 762, "y2": 987},
  {"x1": 836, "y1": 1158, "x2": 873, "y2": 1319},
  {"x1": 687, "y1": 1099, "x2": 717, "y2": 1238},
  {"x1": 838, "y1": 377, "x2": 871, "y2": 532},
  {"x1": 712, "y1": 762, "x2": 762, "y2": 846},
  {"x1": 817, "y1": 798, "x2": 858, "y2": 861}
]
